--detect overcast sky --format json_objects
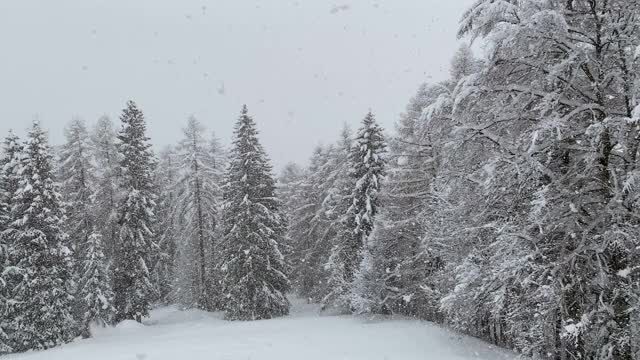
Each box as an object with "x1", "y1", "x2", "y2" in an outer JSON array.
[{"x1": 0, "y1": 0, "x2": 474, "y2": 170}]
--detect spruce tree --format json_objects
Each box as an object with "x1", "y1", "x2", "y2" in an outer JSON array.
[
  {"x1": 324, "y1": 113, "x2": 387, "y2": 310},
  {"x1": 113, "y1": 101, "x2": 158, "y2": 323},
  {"x1": 352, "y1": 92, "x2": 443, "y2": 317},
  {"x1": 218, "y1": 105, "x2": 290, "y2": 320},
  {"x1": 0, "y1": 131, "x2": 22, "y2": 231},
  {"x1": 0, "y1": 131, "x2": 23, "y2": 354},
  {"x1": 347, "y1": 112, "x2": 387, "y2": 312},
  {"x1": 347, "y1": 112, "x2": 387, "y2": 272},
  {"x1": 77, "y1": 232, "x2": 115, "y2": 336},
  {"x1": 0, "y1": 131, "x2": 23, "y2": 254},
  {"x1": 3, "y1": 121, "x2": 75, "y2": 351}
]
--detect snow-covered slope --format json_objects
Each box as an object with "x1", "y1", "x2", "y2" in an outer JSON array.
[{"x1": 6, "y1": 299, "x2": 517, "y2": 360}]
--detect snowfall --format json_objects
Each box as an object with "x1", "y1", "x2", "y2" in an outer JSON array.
[{"x1": 6, "y1": 298, "x2": 518, "y2": 360}]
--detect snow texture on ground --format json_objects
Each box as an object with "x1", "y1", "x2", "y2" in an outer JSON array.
[{"x1": 6, "y1": 298, "x2": 517, "y2": 360}]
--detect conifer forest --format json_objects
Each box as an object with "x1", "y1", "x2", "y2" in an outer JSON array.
[{"x1": 1, "y1": 1, "x2": 640, "y2": 359}]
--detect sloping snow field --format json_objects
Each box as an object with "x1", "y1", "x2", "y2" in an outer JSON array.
[{"x1": 6, "y1": 299, "x2": 517, "y2": 360}]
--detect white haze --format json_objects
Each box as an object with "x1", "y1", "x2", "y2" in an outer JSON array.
[{"x1": 0, "y1": 0, "x2": 473, "y2": 169}]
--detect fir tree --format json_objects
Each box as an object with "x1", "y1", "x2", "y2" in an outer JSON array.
[
  {"x1": 113, "y1": 101, "x2": 158, "y2": 323},
  {"x1": 0, "y1": 131, "x2": 23, "y2": 254},
  {"x1": 3, "y1": 121, "x2": 75, "y2": 351},
  {"x1": 324, "y1": 112, "x2": 387, "y2": 310},
  {"x1": 77, "y1": 232, "x2": 115, "y2": 337},
  {"x1": 352, "y1": 88, "x2": 444, "y2": 317},
  {"x1": 0, "y1": 131, "x2": 22, "y2": 231},
  {"x1": 218, "y1": 105, "x2": 290, "y2": 320},
  {"x1": 348, "y1": 112, "x2": 387, "y2": 267},
  {"x1": 0, "y1": 131, "x2": 23, "y2": 354}
]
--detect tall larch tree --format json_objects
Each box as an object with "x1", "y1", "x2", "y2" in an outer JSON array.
[
  {"x1": 275, "y1": 162, "x2": 303, "y2": 267},
  {"x1": 91, "y1": 116, "x2": 120, "y2": 261},
  {"x1": 288, "y1": 126, "x2": 364, "y2": 305},
  {"x1": 218, "y1": 105, "x2": 290, "y2": 320},
  {"x1": 279, "y1": 160, "x2": 315, "y2": 297},
  {"x1": 113, "y1": 100, "x2": 158, "y2": 323},
  {"x1": 173, "y1": 116, "x2": 223, "y2": 309},
  {"x1": 153, "y1": 146, "x2": 178, "y2": 304},
  {"x1": 204, "y1": 132, "x2": 228, "y2": 310},
  {"x1": 322, "y1": 126, "x2": 358, "y2": 309},
  {"x1": 3, "y1": 121, "x2": 75, "y2": 352},
  {"x1": 58, "y1": 118, "x2": 99, "y2": 334},
  {"x1": 59, "y1": 118, "x2": 95, "y2": 257}
]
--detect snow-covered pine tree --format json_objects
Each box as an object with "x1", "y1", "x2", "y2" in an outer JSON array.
[
  {"x1": 0, "y1": 131, "x2": 23, "y2": 354},
  {"x1": 218, "y1": 105, "x2": 290, "y2": 320},
  {"x1": 0, "y1": 131, "x2": 23, "y2": 247},
  {"x1": 350, "y1": 85, "x2": 447, "y2": 317},
  {"x1": 113, "y1": 100, "x2": 158, "y2": 323},
  {"x1": 0, "y1": 132, "x2": 22, "y2": 232},
  {"x1": 91, "y1": 116, "x2": 120, "y2": 261},
  {"x1": 3, "y1": 121, "x2": 75, "y2": 352},
  {"x1": 346, "y1": 114, "x2": 388, "y2": 230},
  {"x1": 77, "y1": 232, "x2": 115, "y2": 337},
  {"x1": 343, "y1": 112, "x2": 388, "y2": 313},
  {"x1": 173, "y1": 116, "x2": 224, "y2": 310}
]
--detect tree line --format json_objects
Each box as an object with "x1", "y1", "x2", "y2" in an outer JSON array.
[
  {"x1": 282, "y1": 1, "x2": 640, "y2": 359},
  {"x1": 0, "y1": 102, "x2": 292, "y2": 353}
]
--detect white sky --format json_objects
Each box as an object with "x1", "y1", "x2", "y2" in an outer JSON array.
[{"x1": 0, "y1": 0, "x2": 474, "y2": 170}]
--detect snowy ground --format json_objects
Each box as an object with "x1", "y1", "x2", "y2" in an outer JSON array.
[{"x1": 6, "y1": 298, "x2": 517, "y2": 360}]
